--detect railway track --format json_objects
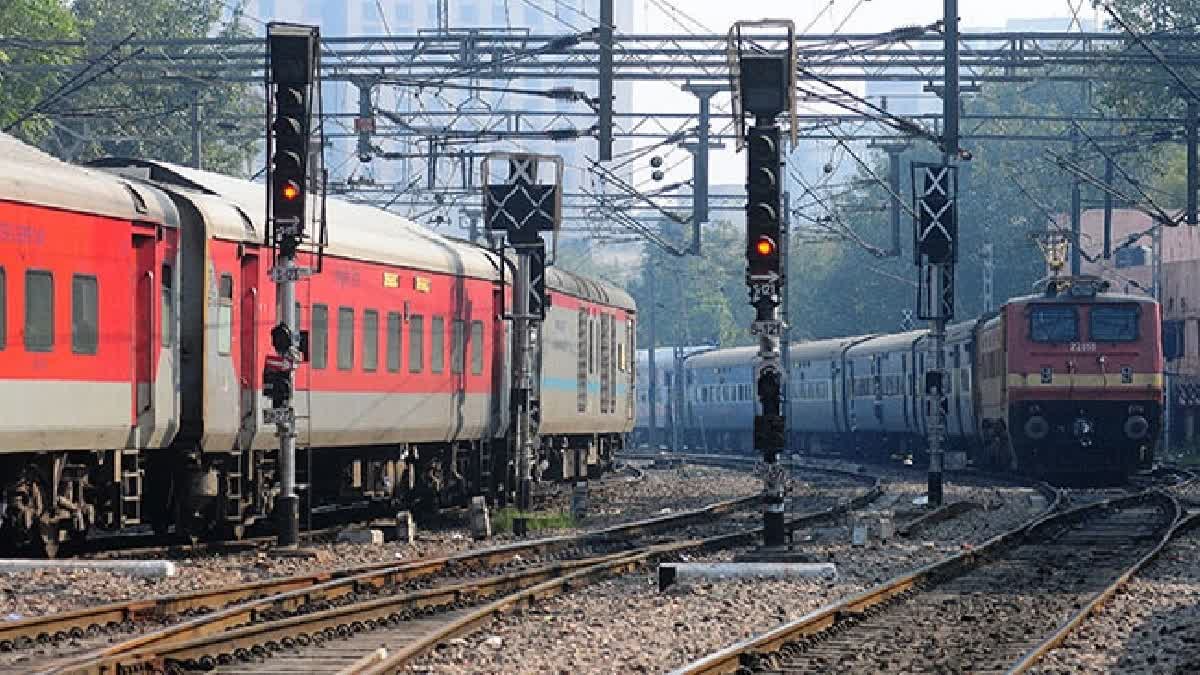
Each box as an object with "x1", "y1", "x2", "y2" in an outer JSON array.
[
  {"x1": 16, "y1": 462, "x2": 881, "y2": 675},
  {"x1": 673, "y1": 488, "x2": 1184, "y2": 675},
  {"x1": 72, "y1": 464, "x2": 649, "y2": 562}
]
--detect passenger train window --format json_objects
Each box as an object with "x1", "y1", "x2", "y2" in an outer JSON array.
[
  {"x1": 1090, "y1": 305, "x2": 1139, "y2": 342},
  {"x1": 311, "y1": 304, "x2": 329, "y2": 369},
  {"x1": 451, "y1": 319, "x2": 465, "y2": 375},
  {"x1": 362, "y1": 310, "x2": 379, "y2": 372},
  {"x1": 337, "y1": 307, "x2": 355, "y2": 371},
  {"x1": 1029, "y1": 305, "x2": 1078, "y2": 343},
  {"x1": 71, "y1": 275, "x2": 99, "y2": 355},
  {"x1": 24, "y1": 270, "x2": 53, "y2": 352},
  {"x1": 431, "y1": 317, "x2": 445, "y2": 374},
  {"x1": 471, "y1": 320, "x2": 484, "y2": 375},
  {"x1": 387, "y1": 312, "x2": 402, "y2": 373},
  {"x1": 161, "y1": 264, "x2": 173, "y2": 347},
  {"x1": 409, "y1": 315, "x2": 424, "y2": 373},
  {"x1": 0, "y1": 267, "x2": 6, "y2": 349},
  {"x1": 217, "y1": 274, "x2": 233, "y2": 355}
]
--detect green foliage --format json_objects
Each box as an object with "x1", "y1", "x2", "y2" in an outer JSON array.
[
  {"x1": 622, "y1": 220, "x2": 755, "y2": 350},
  {"x1": 0, "y1": 1, "x2": 257, "y2": 173},
  {"x1": 0, "y1": 0, "x2": 79, "y2": 141}
]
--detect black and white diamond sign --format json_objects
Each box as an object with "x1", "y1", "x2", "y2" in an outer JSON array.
[
  {"x1": 485, "y1": 183, "x2": 558, "y2": 243},
  {"x1": 912, "y1": 163, "x2": 957, "y2": 266}
]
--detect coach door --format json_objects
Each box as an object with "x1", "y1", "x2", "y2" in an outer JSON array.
[
  {"x1": 238, "y1": 251, "x2": 261, "y2": 450},
  {"x1": 132, "y1": 233, "x2": 157, "y2": 444}
]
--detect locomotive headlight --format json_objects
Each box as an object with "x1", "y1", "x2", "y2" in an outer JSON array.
[
  {"x1": 1124, "y1": 416, "x2": 1149, "y2": 440},
  {"x1": 1024, "y1": 415, "x2": 1049, "y2": 440}
]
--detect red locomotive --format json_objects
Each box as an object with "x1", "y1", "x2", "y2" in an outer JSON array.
[
  {"x1": 0, "y1": 133, "x2": 636, "y2": 555},
  {"x1": 976, "y1": 276, "x2": 1161, "y2": 480}
]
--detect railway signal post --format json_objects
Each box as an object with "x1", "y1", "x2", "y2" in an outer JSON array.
[
  {"x1": 264, "y1": 23, "x2": 321, "y2": 547},
  {"x1": 728, "y1": 21, "x2": 797, "y2": 550},
  {"x1": 483, "y1": 152, "x2": 563, "y2": 536},
  {"x1": 913, "y1": 0, "x2": 963, "y2": 508}
]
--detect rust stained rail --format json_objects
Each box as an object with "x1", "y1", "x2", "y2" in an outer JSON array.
[
  {"x1": 1007, "y1": 505, "x2": 1197, "y2": 674},
  {"x1": 31, "y1": 492, "x2": 759, "y2": 674},
  {"x1": 671, "y1": 483, "x2": 1072, "y2": 675}
]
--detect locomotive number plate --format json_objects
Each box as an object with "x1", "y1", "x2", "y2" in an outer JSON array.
[
  {"x1": 263, "y1": 407, "x2": 295, "y2": 426},
  {"x1": 1069, "y1": 342, "x2": 1097, "y2": 352}
]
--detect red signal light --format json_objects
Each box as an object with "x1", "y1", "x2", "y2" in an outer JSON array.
[
  {"x1": 754, "y1": 235, "x2": 776, "y2": 257},
  {"x1": 280, "y1": 181, "x2": 301, "y2": 201}
]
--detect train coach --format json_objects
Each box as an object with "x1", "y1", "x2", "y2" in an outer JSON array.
[
  {"x1": 0, "y1": 132, "x2": 635, "y2": 555},
  {"x1": 682, "y1": 276, "x2": 1162, "y2": 483}
]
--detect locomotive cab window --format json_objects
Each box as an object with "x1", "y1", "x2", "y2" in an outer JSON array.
[
  {"x1": 71, "y1": 275, "x2": 99, "y2": 355},
  {"x1": 24, "y1": 270, "x2": 53, "y2": 352},
  {"x1": 1029, "y1": 305, "x2": 1078, "y2": 343},
  {"x1": 217, "y1": 274, "x2": 233, "y2": 355},
  {"x1": 1090, "y1": 304, "x2": 1139, "y2": 342}
]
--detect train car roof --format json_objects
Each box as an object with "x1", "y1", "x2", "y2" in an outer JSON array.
[
  {"x1": 89, "y1": 157, "x2": 635, "y2": 312},
  {"x1": 0, "y1": 132, "x2": 177, "y2": 227},
  {"x1": 89, "y1": 158, "x2": 500, "y2": 281},
  {"x1": 1008, "y1": 291, "x2": 1156, "y2": 305},
  {"x1": 849, "y1": 329, "x2": 927, "y2": 354},
  {"x1": 685, "y1": 346, "x2": 758, "y2": 369}
]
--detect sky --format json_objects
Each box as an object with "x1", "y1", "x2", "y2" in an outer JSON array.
[{"x1": 627, "y1": 0, "x2": 1105, "y2": 187}]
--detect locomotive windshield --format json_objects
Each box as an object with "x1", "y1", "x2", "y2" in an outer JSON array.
[
  {"x1": 1090, "y1": 304, "x2": 1139, "y2": 342},
  {"x1": 1029, "y1": 305, "x2": 1078, "y2": 343}
]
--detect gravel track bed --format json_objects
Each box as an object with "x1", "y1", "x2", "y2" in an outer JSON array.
[
  {"x1": 405, "y1": 479, "x2": 1041, "y2": 674},
  {"x1": 0, "y1": 465, "x2": 806, "y2": 671},
  {"x1": 1029, "y1": 522, "x2": 1200, "y2": 674},
  {"x1": 0, "y1": 466, "x2": 762, "y2": 623}
]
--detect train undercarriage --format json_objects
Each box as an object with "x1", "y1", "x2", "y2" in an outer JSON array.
[{"x1": 0, "y1": 433, "x2": 620, "y2": 556}]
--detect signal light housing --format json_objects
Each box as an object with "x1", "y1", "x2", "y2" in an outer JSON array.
[
  {"x1": 268, "y1": 25, "x2": 317, "y2": 234},
  {"x1": 746, "y1": 124, "x2": 782, "y2": 280}
]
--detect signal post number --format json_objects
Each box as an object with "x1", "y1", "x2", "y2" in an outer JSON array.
[{"x1": 751, "y1": 320, "x2": 783, "y2": 338}]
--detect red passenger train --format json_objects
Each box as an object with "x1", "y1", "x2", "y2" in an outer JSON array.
[{"x1": 0, "y1": 133, "x2": 636, "y2": 555}]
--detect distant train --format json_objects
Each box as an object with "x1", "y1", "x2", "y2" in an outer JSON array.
[
  {"x1": 681, "y1": 277, "x2": 1163, "y2": 482},
  {"x1": 0, "y1": 132, "x2": 635, "y2": 555}
]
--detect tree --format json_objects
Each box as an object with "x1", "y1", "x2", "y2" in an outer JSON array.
[
  {"x1": 39, "y1": 0, "x2": 257, "y2": 174},
  {"x1": 0, "y1": 0, "x2": 79, "y2": 142}
]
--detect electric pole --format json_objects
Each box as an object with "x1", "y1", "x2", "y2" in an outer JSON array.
[{"x1": 262, "y1": 23, "x2": 321, "y2": 548}]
